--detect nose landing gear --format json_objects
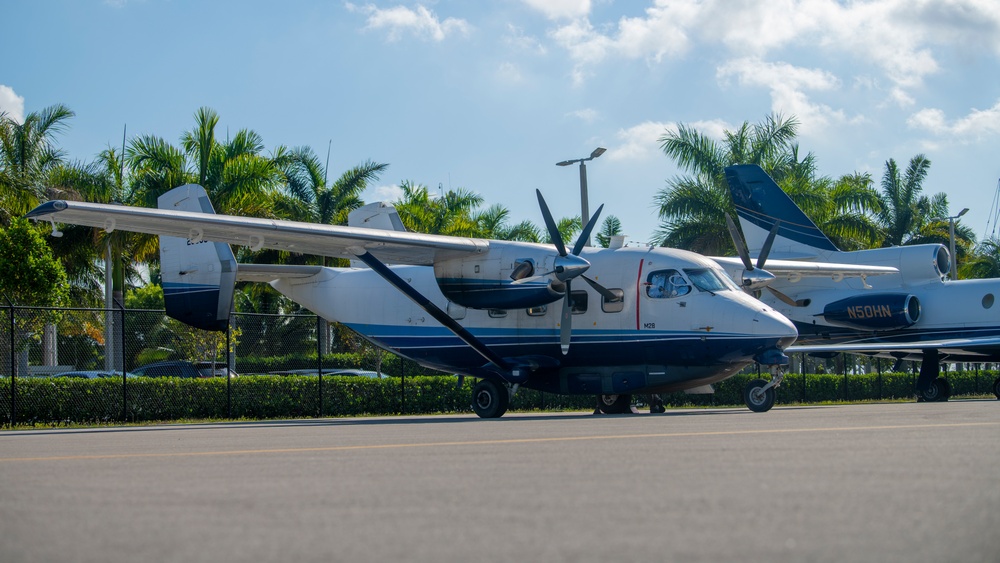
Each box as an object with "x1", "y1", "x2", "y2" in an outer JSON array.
[{"x1": 744, "y1": 364, "x2": 784, "y2": 413}]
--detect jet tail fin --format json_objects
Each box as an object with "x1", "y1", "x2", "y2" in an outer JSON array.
[
  {"x1": 724, "y1": 164, "x2": 839, "y2": 255},
  {"x1": 157, "y1": 184, "x2": 236, "y2": 332}
]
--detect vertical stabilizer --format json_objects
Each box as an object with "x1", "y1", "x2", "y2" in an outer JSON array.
[
  {"x1": 157, "y1": 184, "x2": 236, "y2": 331},
  {"x1": 724, "y1": 165, "x2": 839, "y2": 256}
]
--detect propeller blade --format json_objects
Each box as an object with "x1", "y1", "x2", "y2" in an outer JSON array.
[
  {"x1": 766, "y1": 286, "x2": 807, "y2": 307},
  {"x1": 725, "y1": 213, "x2": 753, "y2": 271},
  {"x1": 571, "y1": 204, "x2": 605, "y2": 256},
  {"x1": 756, "y1": 220, "x2": 781, "y2": 269},
  {"x1": 536, "y1": 190, "x2": 567, "y2": 257},
  {"x1": 560, "y1": 282, "x2": 572, "y2": 354},
  {"x1": 582, "y1": 275, "x2": 620, "y2": 302}
]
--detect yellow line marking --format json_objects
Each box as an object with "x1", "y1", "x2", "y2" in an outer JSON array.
[{"x1": 2, "y1": 421, "x2": 997, "y2": 463}]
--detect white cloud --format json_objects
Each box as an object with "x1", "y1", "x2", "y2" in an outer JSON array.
[
  {"x1": 907, "y1": 99, "x2": 1000, "y2": 140},
  {"x1": 613, "y1": 118, "x2": 736, "y2": 161},
  {"x1": 567, "y1": 108, "x2": 598, "y2": 122},
  {"x1": 348, "y1": 3, "x2": 471, "y2": 42},
  {"x1": 0, "y1": 85, "x2": 25, "y2": 123},
  {"x1": 717, "y1": 58, "x2": 861, "y2": 134},
  {"x1": 520, "y1": 0, "x2": 591, "y2": 21},
  {"x1": 368, "y1": 184, "x2": 406, "y2": 203},
  {"x1": 543, "y1": 0, "x2": 1000, "y2": 100},
  {"x1": 611, "y1": 121, "x2": 671, "y2": 161},
  {"x1": 549, "y1": 2, "x2": 696, "y2": 73},
  {"x1": 496, "y1": 62, "x2": 523, "y2": 84},
  {"x1": 503, "y1": 24, "x2": 547, "y2": 55}
]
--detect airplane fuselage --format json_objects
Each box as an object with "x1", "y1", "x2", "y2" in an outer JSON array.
[
  {"x1": 273, "y1": 246, "x2": 797, "y2": 395},
  {"x1": 761, "y1": 245, "x2": 1000, "y2": 362}
]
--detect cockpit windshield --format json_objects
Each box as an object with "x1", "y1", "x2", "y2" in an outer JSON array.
[{"x1": 683, "y1": 268, "x2": 736, "y2": 293}]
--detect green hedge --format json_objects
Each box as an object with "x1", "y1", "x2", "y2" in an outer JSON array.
[{"x1": 2, "y1": 370, "x2": 997, "y2": 425}]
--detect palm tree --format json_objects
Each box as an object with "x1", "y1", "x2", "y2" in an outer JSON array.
[
  {"x1": 875, "y1": 155, "x2": 975, "y2": 268},
  {"x1": 877, "y1": 155, "x2": 933, "y2": 247},
  {"x1": 962, "y1": 238, "x2": 1000, "y2": 279},
  {"x1": 473, "y1": 204, "x2": 540, "y2": 242},
  {"x1": 393, "y1": 182, "x2": 484, "y2": 236},
  {"x1": 0, "y1": 104, "x2": 75, "y2": 225},
  {"x1": 179, "y1": 107, "x2": 284, "y2": 217},
  {"x1": 595, "y1": 215, "x2": 623, "y2": 248},
  {"x1": 654, "y1": 114, "x2": 800, "y2": 253}
]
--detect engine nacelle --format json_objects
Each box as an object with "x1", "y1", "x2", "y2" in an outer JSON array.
[
  {"x1": 821, "y1": 293, "x2": 920, "y2": 331},
  {"x1": 433, "y1": 243, "x2": 568, "y2": 309},
  {"x1": 848, "y1": 243, "x2": 950, "y2": 285}
]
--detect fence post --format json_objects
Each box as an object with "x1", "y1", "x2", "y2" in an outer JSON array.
[
  {"x1": 6, "y1": 296, "x2": 14, "y2": 426},
  {"x1": 226, "y1": 320, "x2": 232, "y2": 419},
  {"x1": 316, "y1": 315, "x2": 323, "y2": 417},
  {"x1": 117, "y1": 298, "x2": 127, "y2": 421}
]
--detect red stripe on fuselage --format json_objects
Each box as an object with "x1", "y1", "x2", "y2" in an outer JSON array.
[{"x1": 635, "y1": 258, "x2": 645, "y2": 331}]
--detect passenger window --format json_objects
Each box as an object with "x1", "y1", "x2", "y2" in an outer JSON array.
[
  {"x1": 526, "y1": 305, "x2": 547, "y2": 316},
  {"x1": 447, "y1": 301, "x2": 466, "y2": 320},
  {"x1": 646, "y1": 269, "x2": 691, "y2": 299},
  {"x1": 570, "y1": 290, "x2": 588, "y2": 314},
  {"x1": 602, "y1": 289, "x2": 625, "y2": 313}
]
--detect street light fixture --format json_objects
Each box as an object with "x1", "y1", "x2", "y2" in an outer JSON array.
[
  {"x1": 556, "y1": 147, "x2": 606, "y2": 247},
  {"x1": 934, "y1": 207, "x2": 969, "y2": 280}
]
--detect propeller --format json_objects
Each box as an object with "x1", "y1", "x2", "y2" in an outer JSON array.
[
  {"x1": 724, "y1": 213, "x2": 807, "y2": 307},
  {"x1": 536, "y1": 190, "x2": 619, "y2": 354}
]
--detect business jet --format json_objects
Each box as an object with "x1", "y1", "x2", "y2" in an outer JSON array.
[
  {"x1": 27, "y1": 184, "x2": 798, "y2": 417},
  {"x1": 722, "y1": 164, "x2": 1000, "y2": 402}
]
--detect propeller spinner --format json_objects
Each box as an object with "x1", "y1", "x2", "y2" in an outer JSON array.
[
  {"x1": 535, "y1": 190, "x2": 618, "y2": 354},
  {"x1": 724, "y1": 213, "x2": 806, "y2": 307}
]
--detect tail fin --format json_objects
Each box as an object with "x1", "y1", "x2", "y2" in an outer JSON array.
[
  {"x1": 724, "y1": 164, "x2": 839, "y2": 255},
  {"x1": 157, "y1": 185, "x2": 236, "y2": 332}
]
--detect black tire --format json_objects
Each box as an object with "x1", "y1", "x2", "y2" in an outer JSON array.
[
  {"x1": 471, "y1": 379, "x2": 509, "y2": 418},
  {"x1": 918, "y1": 377, "x2": 950, "y2": 402},
  {"x1": 992, "y1": 377, "x2": 1000, "y2": 400},
  {"x1": 597, "y1": 394, "x2": 632, "y2": 414},
  {"x1": 650, "y1": 395, "x2": 666, "y2": 414},
  {"x1": 744, "y1": 379, "x2": 775, "y2": 413}
]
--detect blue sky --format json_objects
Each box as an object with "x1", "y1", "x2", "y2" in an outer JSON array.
[{"x1": 3, "y1": 0, "x2": 999, "y2": 246}]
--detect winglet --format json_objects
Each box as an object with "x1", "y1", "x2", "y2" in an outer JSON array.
[{"x1": 724, "y1": 164, "x2": 839, "y2": 254}]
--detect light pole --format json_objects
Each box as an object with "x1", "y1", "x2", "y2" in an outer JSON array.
[
  {"x1": 935, "y1": 208, "x2": 969, "y2": 280},
  {"x1": 557, "y1": 147, "x2": 606, "y2": 247}
]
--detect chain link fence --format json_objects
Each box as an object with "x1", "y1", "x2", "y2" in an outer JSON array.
[
  {"x1": 1, "y1": 303, "x2": 474, "y2": 425},
  {"x1": 3, "y1": 304, "x2": 998, "y2": 426}
]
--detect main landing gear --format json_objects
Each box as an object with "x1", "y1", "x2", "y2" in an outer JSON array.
[
  {"x1": 744, "y1": 365, "x2": 785, "y2": 413},
  {"x1": 917, "y1": 377, "x2": 951, "y2": 402},
  {"x1": 596, "y1": 394, "x2": 635, "y2": 414},
  {"x1": 472, "y1": 379, "x2": 510, "y2": 418}
]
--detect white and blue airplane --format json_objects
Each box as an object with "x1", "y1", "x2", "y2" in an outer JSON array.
[
  {"x1": 723, "y1": 164, "x2": 1000, "y2": 402},
  {"x1": 28, "y1": 183, "x2": 808, "y2": 417}
]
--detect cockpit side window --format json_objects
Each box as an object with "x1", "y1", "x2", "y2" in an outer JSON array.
[{"x1": 646, "y1": 269, "x2": 691, "y2": 299}]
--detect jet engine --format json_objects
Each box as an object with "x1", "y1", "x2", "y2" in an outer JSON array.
[{"x1": 820, "y1": 293, "x2": 920, "y2": 331}]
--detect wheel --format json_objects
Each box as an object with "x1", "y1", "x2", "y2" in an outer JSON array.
[
  {"x1": 471, "y1": 379, "x2": 509, "y2": 418},
  {"x1": 649, "y1": 395, "x2": 666, "y2": 414},
  {"x1": 597, "y1": 394, "x2": 632, "y2": 414},
  {"x1": 918, "y1": 377, "x2": 950, "y2": 402},
  {"x1": 992, "y1": 377, "x2": 1000, "y2": 400},
  {"x1": 744, "y1": 379, "x2": 775, "y2": 413}
]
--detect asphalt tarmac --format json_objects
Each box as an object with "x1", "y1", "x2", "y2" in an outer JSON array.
[{"x1": 2, "y1": 401, "x2": 998, "y2": 563}]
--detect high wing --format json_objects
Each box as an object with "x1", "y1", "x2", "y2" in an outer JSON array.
[
  {"x1": 712, "y1": 256, "x2": 898, "y2": 280},
  {"x1": 26, "y1": 196, "x2": 488, "y2": 265},
  {"x1": 790, "y1": 337, "x2": 1000, "y2": 359}
]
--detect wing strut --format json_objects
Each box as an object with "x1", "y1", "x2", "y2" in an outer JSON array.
[{"x1": 351, "y1": 250, "x2": 513, "y2": 374}]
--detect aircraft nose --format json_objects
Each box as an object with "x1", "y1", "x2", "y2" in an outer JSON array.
[{"x1": 754, "y1": 308, "x2": 798, "y2": 348}]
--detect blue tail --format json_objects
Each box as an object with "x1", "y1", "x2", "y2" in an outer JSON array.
[
  {"x1": 158, "y1": 185, "x2": 236, "y2": 332},
  {"x1": 724, "y1": 164, "x2": 839, "y2": 253}
]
